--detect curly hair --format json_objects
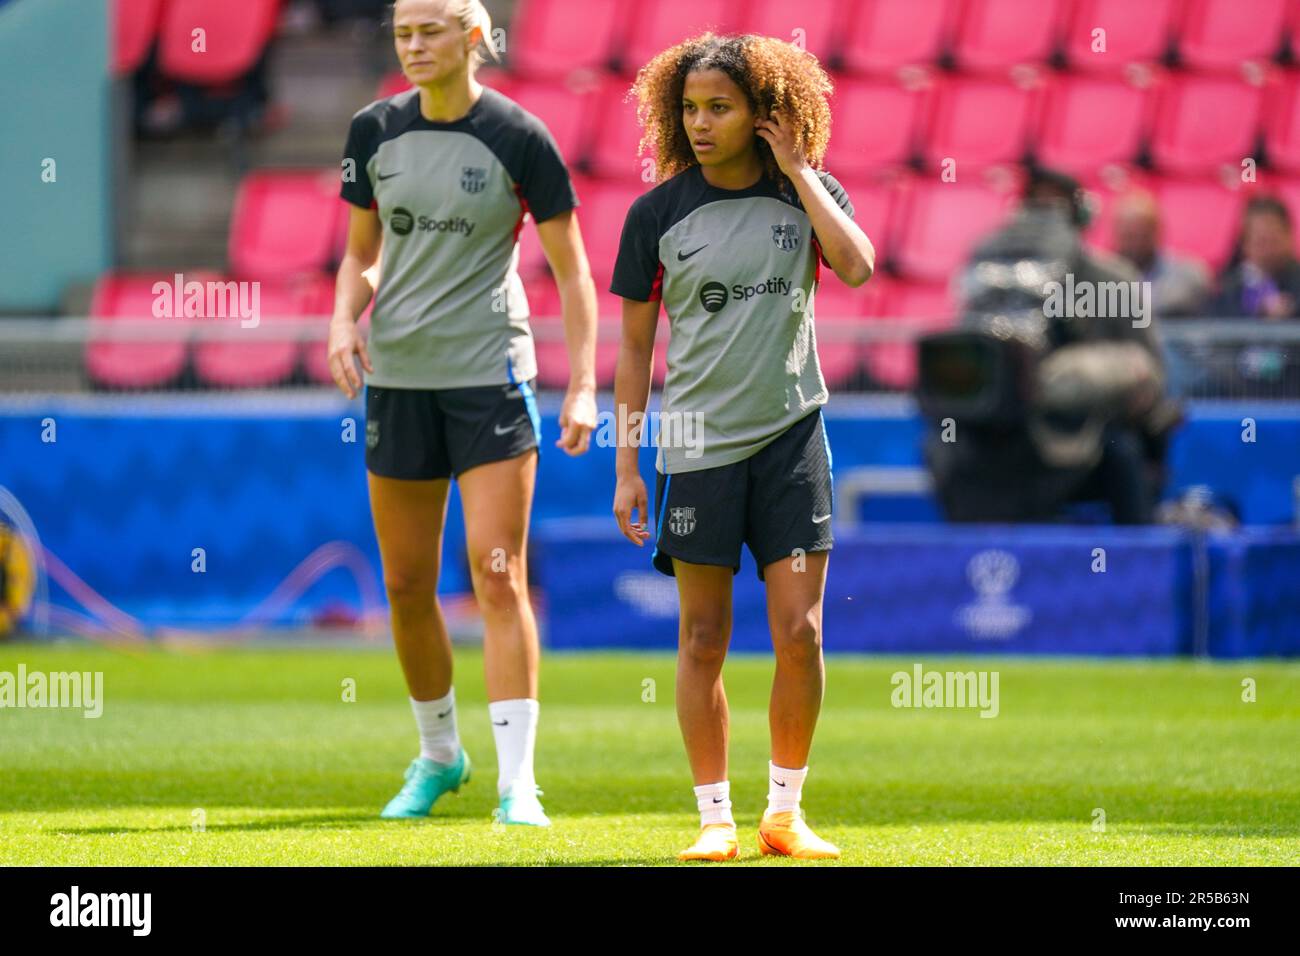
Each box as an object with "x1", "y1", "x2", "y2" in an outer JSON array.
[{"x1": 629, "y1": 33, "x2": 834, "y2": 189}]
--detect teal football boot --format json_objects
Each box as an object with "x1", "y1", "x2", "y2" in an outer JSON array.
[
  {"x1": 493, "y1": 781, "x2": 551, "y2": 827},
  {"x1": 380, "y1": 750, "x2": 471, "y2": 819}
]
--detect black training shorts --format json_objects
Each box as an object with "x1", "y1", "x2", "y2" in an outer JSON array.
[
  {"x1": 651, "y1": 408, "x2": 834, "y2": 580},
  {"x1": 364, "y1": 380, "x2": 541, "y2": 480}
]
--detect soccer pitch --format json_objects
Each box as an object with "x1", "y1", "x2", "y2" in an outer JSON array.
[{"x1": 1, "y1": 645, "x2": 1297, "y2": 866}]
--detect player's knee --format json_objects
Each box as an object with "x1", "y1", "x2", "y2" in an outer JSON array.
[
  {"x1": 383, "y1": 566, "x2": 438, "y2": 605},
  {"x1": 680, "y1": 617, "x2": 729, "y2": 665},
  {"x1": 472, "y1": 555, "x2": 526, "y2": 614},
  {"x1": 772, "y1": 615, "x2": 822, "y2": 664}
]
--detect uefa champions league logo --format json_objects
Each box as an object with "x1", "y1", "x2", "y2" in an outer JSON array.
[{"x1": 954, "y1": 549, "x2": 1032, "y2": 640}]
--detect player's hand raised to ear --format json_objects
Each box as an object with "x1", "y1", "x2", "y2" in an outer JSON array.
[{"x1": 613, "y1": 473, "x2": 651, "y2": 546}]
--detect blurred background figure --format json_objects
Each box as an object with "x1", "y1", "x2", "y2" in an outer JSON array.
[
  {"x1": 1112, "y1": 190, "x2": 1209, "y2": 319},
  {"x1": 1210, "y1": 196, "x2": 1300, "y2": 320},
  {"x1": 920, "y1": 167, "x2": 1181, "y2": 525}
]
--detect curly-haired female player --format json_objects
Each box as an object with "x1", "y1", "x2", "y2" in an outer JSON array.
[
  {"x1": 611, "y1": 33, "x2": 874, "y2": 860},
  {"x1": 331, "y1": 0, "x2": 597, "y2": 827}
]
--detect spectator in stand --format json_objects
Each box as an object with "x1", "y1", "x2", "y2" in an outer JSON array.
[
  {"x1": 1112, "y1": 190, "x2": 1209, "y2": 319},
  {"x1": 1209, "y1": 196, "x2": 1300, "y2": 320}
]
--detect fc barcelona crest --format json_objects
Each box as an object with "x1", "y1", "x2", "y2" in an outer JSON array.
[
  {"x1": 461, "y1": 166, "x2": 487, "y2": 194},
  {"x1": 772, "y1": 223, "x2": 801, "y2": 251},
  {"x1": 669, "y1": 506, "x2": 696, "y2": 536}
]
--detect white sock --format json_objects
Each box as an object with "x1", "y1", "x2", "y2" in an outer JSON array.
[
  {"x1": 410, "y1": 690, "x2": 460, "y2": 764},
  {"x1": 489, "y1": 698, "x2": 539, "y2": 795},
  {"x1": 694, "y1": 781, "x2": 735, "y2": 827},
  {"x1": 767, "y1": 762, "x2": 808, "y2": 815}
]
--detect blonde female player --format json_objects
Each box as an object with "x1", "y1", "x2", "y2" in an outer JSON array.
[
  {"x1": 329, "y1": 0, "x2": 597, "y2": 826},
  {"x1": 611, "y1": 33, "x2": 874, "y2": 860}
]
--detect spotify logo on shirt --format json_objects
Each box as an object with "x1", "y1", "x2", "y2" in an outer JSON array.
[
  {"x1": 699, "y1": 276, "x2": 794, "y2": 313},
  {"x1": 391, "y1": 207, "x2": 415, "y2": 236}
]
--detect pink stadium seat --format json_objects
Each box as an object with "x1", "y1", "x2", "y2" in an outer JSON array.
[
  {"x1": 733, "y1": 0, "x2": 843, "y2": 65},
  {"x1": 824, "y1": 79, "x2": 922, "y2": 173},
  {"x1": 229, "y1": 169, "x2": 343, "y2": 279},
  {"x1": 1033, "y1": 74, "x2": 1151, "y2": 174},
  {"x1": 814, "y1": 276, "x2": 870, "y2": 320},
  {"x1": 1177, "y1": 0, "x2": 1286, "y2": 71},
  {"x1": 1264, "y1": 70, "x2": 1300, "y2": 173},
  {"x1": 194, "y1": 278, "x2": 309, "y2": 388},
  {"x1": 510, "y1": 0, "x2": 625, "y2": 78},
  {"x1": 1149, "y1": 74, "x2": 1263, "y2": 174},
  {"x1": 884, "y1": 280, "x2": 959, "y2": 321},
  {"x1": 1148, "y1": 177, "x2": 1246, "y2": 271},
  {"x1": 860, "y1": 281, "x2": 958, "y2": 391},
  {"x1": 509, "y1": 81, "x2": 589, "y2": 167},
  {"x1": 158, "y1": 0, "x2": 280, "y2": 84},
  {"x1": 1061, "y1": 0, "x2": 1177, "y2": 72},
  {"x1": 113, "y1": 0, "x2": 164, "y2": 76},
  {"x1": 920, "y1": 76, "x2": 1037, "y2": 170},
  {"x1": 951, "y1": 0, "x2": 1066, "y2": 71},
  {"x1": 86, "y1": 272, "x2": 204, "y2": 389},
  {"x1": 892, "y1": 179, "x2": 1018, "y2": 282},
  {"x1": 840, "y1": 0, "x2": 954, "y2": 75},
  {"x1": 619, "y1": 0, "x2": 739, "y2": 74},
  {"x1": 584, "y1": 74, "x2": 647, "y2": 180}
]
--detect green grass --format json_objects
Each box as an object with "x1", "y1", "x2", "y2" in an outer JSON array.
[{"x1": 1, "y1": 644, "x2": 1297, "y2": 866}]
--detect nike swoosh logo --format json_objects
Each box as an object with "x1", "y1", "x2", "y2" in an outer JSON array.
[
  {"x1": 377, "y1": 171, "x2": 401, "y2": 180},
  {"x1": 677, "y1": 245, "x2": 708, "y2": 261},
  {"x1": 492, "y1": 719, "x2": 509, "y2": 726},
  {"x1": 437, "y1": 708, "x2": 451, "y2": 718},
  {"x1": 712, "y1": 797, "x2": 724, "y2": 803},
  {"x1": 812, "y1": 514, "x2": 831, "y2": 524},
  {"x1": 494, "y1": 418, "x2": 527, "y2": 436},
  {"x1": 772, "y1": 779, "x2": 786, "y2": 787}
]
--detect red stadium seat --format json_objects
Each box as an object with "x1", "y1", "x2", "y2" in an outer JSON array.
[
  {"x1": 840, "y1": 0, "x2": 954, "y2": 75},
  {"x1": 193, "y1": 278, "x2": 310, "y2": 389},
  {"x1": 584, "y1": 74, "x2": 648, "y2": 180},
  {"x1": 1033, "y1": 74, "x2": 1152, "y2": 174},
  {"x1": 1149, "y1": 74, "x2": 1264, "y2": 175},
  {"x1": 1264, "y1": 70, "x2": 1300, "y2": 173},
  {"x1": 920, "y1": 76, "x2": 1037, "y2": 170},
  {"x1": 892, "y1": 178, "x2": 1018, "y2": 283},
  {"x1": 950, "y1": 0, "x2": 1066, "y2": 72},
  {"x1": 1148, "y1": 177, "x2": 1247, "y2": 271},
  {"x1": 619, "y1": 0, "x2": 738, "y2": 74},
  {"x1": 509, "y1": 81, "x2": 590, "y2": 167},
  {"x1": 858, "y1": 280, "x2": 958, "y2": 391},
  {"x1": 86, "y1": 272, "x2": 205, "y2": 389},
  {"x1": 733, "y1": 0, "x2": 843, "y2": 65},
  {"x1": 883, "y1": 280, "x2": 958, "y2": 320},
  {"x1": 510, "y1": 0, "x2": 626, "y2": 78},
  {"x1": 113, "y1": 0, "x2": 164, "y2": 76},
  {"x1": 158, "y1": 0, "x2": 280, "y2": 84},
  {"x1": 229, "y1": 170, "x2": 343, "y2": 279},
  {"x1": 824, "y1": 79, "x2": 922, "y2": 174},
  {"x1": 1177, "y1": 0, "x2": 1286, "y2": 72},
  {"x1": 1061, "y1": 0, "x2": 1178, "y2": 72}
]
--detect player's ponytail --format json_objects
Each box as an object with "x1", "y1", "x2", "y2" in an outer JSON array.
[{"x1": 451, "y1": 0, "x2": 499, "y2": 70}]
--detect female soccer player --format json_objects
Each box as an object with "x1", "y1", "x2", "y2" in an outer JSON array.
[
  {"x1": 611, "y1": 34, "x2": 874, "y2": 860},
  {"x1": 330, "y1": 0, "x2": 597, "y2": 826}
]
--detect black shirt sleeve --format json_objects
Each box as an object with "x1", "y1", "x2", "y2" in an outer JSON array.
[
  {"x1": 518, "y1": 124, "x2": 578, "y2": 224},
  {"x1": 811, "y1": 170, "x2": 855, "y2": 267},
  {"x1": 610, "y1": 194, "x2": 663, "y2": 302},
  {"x1": 340, "y1": 108, "x2": 379, "y2": 209}
]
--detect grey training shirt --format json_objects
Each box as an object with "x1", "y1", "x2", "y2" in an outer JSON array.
[
  {"x1": 611, "y1": 165, "x2": 855, "y2": 474},
  {"x1": 340, "y1": 86, "x2": 578, "y2": 389}
]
